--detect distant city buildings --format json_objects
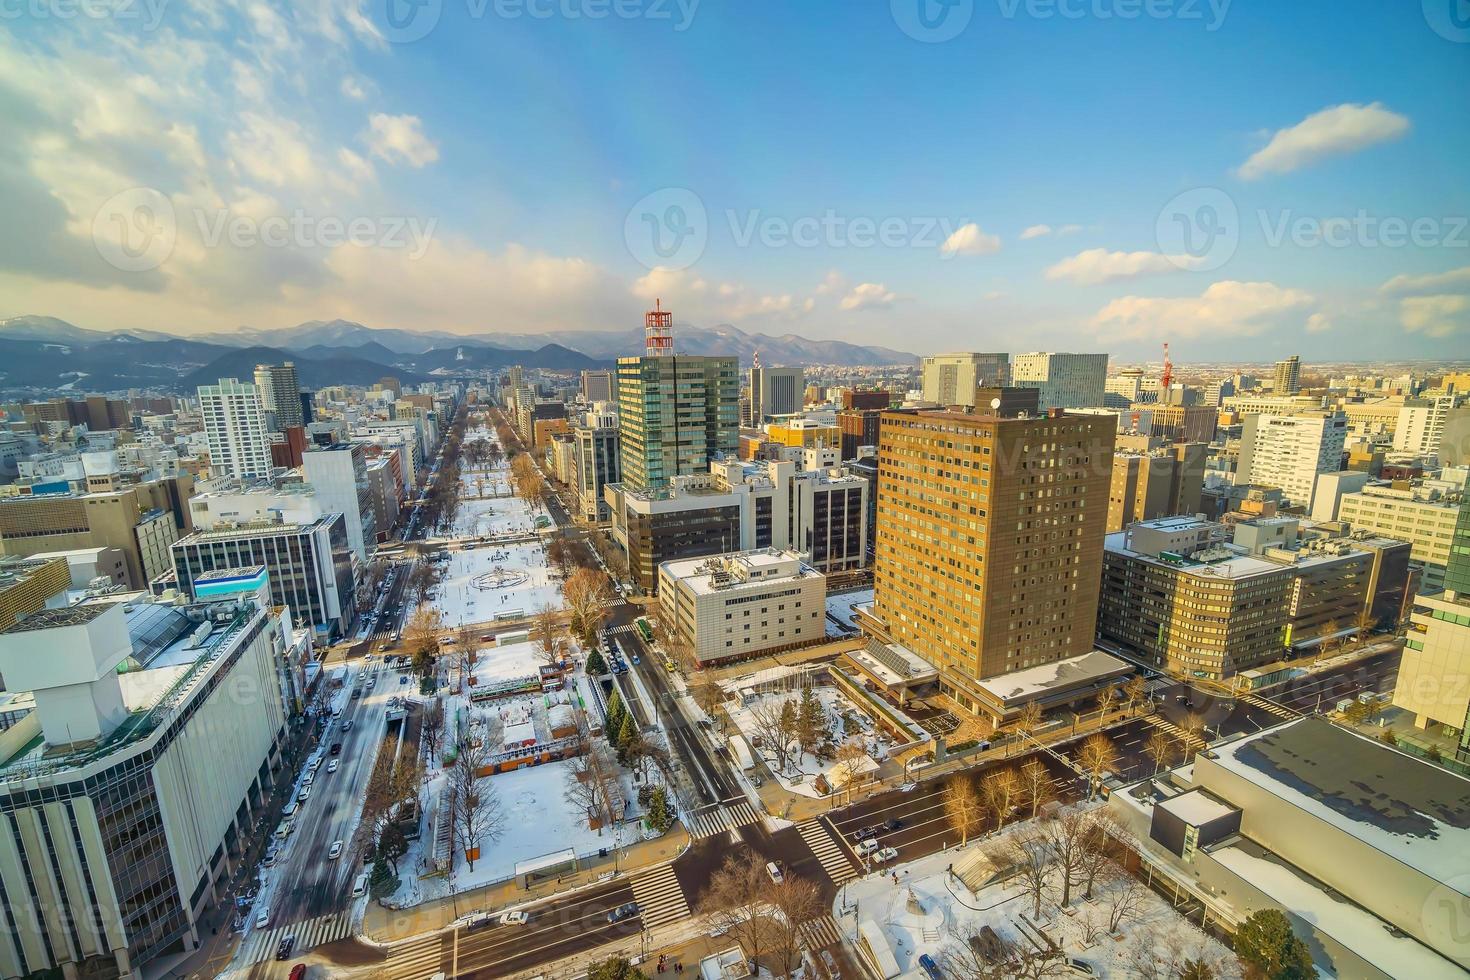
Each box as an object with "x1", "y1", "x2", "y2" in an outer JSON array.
[
  {"x1": 749, "y1": 365, "x2": 804, "y2": 422},
  {"x1": 253, "y1": 361, "x2": 303, "y2": 429},
  {"x1": 1236, "y1": 412, "x2": 1348, "y2": 510},
  {"x1": 1272, "y1": 354, "x2": 1302, "y2": 394}
]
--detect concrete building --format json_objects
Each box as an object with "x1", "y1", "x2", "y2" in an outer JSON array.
[
  {"x1": 1309, "y1": 469, "x2": 1374, "y2": 521},
  {"x1": 658, "y1": 549, "x2": 826, "y2": 666},
  {"x1": 919, "y1": 353, "x2": 1009, "y2": 408},
  {"x1": 1338, "y1": 483, "x2": 1466, "y2": 591},
  {"x1": 1122, "y1": 404, "x2": 1217, "y2": 444},
  {"x1": 837, "y1": 408, "x2": 882, "y2": 461},
  {"x1": 1009, "y1": 352, "x2": 1108, "y2": 410},
  {"x1": 0, "y1": 476, "x2": 194, "y2": 590},
  {"x1": 0, "y1": 556, "x2": 70, "y2": 628},
  {"x1": 579, "y1": 369, "x2": 613, "y2": 404},
  {"x1": 171, "y1": 515, "x2": 354, "y2": 639},
  {"x1": 867, "y1": 408, "x2": 1120, "y2": 718},
  {"x1": 573, "y1": 406, "x2": 620, "y2": 524},
  {"x1": 616, "y1": 353, "x2": 739, "y2": 491},
  {"x1": 767, "y1": 417, "x2": 839, "y2": 450},
  {"x1": 0, "y1": 581, "x2": 297, "y2": 978},
  {"x1": 1110, "y1": 717, "x2": 1470, "y2": 979},
  {"x1": 364, "y1": 457, "x2": 401, "y2": 542},
  {"x1": 1098, "y1": 516, "x2": 1388, "y2": 677},
  {"x1": 197, "y1": 379, "x2": 272, "y2": 480},
  {"x1": 1106, "y1": 443, "x2": 1206, "y2": 531},
  {"x1": 1395, "y1": 394, "x2": 1464, "y2": 460},
  {"x1": 749, "y1": 365, "x2": 804, "y2": 422},
  {"x1": 1237, "y1": 412, "x2": 1348, "y2": 510},
  {"x1": 1272, "y1": 354, "x2": 1302, "y2": 394},
  {"x1": 252, "y1": 362, "x2": 303, "y2": 430},
  {"x1": 1393, "y1": 502, "x2": 1470, "y2": 755},
  {"x1": 302, "y1": 443, "x2": 376, "y2": 562}
]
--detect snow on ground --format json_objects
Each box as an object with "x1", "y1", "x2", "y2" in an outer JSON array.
[
  {"x1": 433, "y1": 542, "x2": 562, "y2": 625},
  {"x1": 838, "y1": 811, "x2": 1238, "y2": 979},
  {"x1": 725, "y1": 684, "x2": 893, "y2": 799},
  {"x1": 825, "y1": 588, "x2": 872, "y2": 635}
]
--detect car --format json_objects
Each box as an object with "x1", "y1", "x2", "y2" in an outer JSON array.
[
  {"x1": 917, "y1": 953, "x2": 942, "y2": 980},
  {"x1": 330, "y1": 742, "x2": 343, "y2": 756},
  {"x1": 765, "y1": 861, "x2": 784, "y2": 883},
  {"x1": 1064, "y1": 959, "x2": 1095, "y2": 976},
  {"x1": 606, "y1": 902, "x2": 639, "y2": 923},
  {"x1": 856, "y1": 838, "x2": 880, "y2": 856},
  {"x1": 899, "y1": 781, "x2": 918, "y2": 793},
  {"x1": 631, "y1": 654, "x2": 640, "y2": 666},
  {"x1": 307, "y1": 756, "x2": 322, "y2": 772},
  {"x1": 854, "y1": 825, "x2": 883, "y2": 842},
  {"x1": 276, "y1": 935, "x2": 296, "y2": 960},
  {"x1": 871, "y1": 847, "x2": 900, "y2": 865},
  {"x1": 399, "y1": 676, "x2": 409, "y2": 685},
  {"x1": 297, "y1": 785, "x2": 311, "y2": 802},
  {"x1": 883, "y1": 817, "x2": 903, "y2": 832},
  {"x1": 499, "y1": 910, "x2": 529, "y2": 926},
  {"x1": 664, "y1": 659, "x2": 676, "y2": 672},
  {"x1": 328, "y1": 840, "x2": 344, "y2": 860},
  {"x1": 282, "y1": 801, "x2": 298, "y2": 819},
  {"x1": 255, "y1": 907, "x2": 271, "y2": 930},
  {"x1": 351, "y1": 690, "x2": 362, "y2": 700},
  {"x1": 326, "y1": 759, "x2": 340, "y2": 774},
  {"x1": 302, "y1": 772, "x2": 315, "y2": 787},
  {"x1": 262, "y1": 848, "x2": 278, "y2": 868},
  {"x1": 343, "y1": 720, "x2": 354, "y2": 731},
  {"x1": 288, "y1": 965, "x2": 307, "y2": 980}
]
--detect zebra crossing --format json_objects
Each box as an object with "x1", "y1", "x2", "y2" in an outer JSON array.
[
  {"x1": 798, "y1": 819, "x2": 859, "y2": 885},
  {"x1": 385, "y1": 935, "x2": 450, "y2": 980},
  {"x1": 604, "y1": 624, "x2": 637, "y2": 637},
  {"x1": 630, "y1": 864, "x2": 691, "y2": 929},
  {"x1": 1241, "y1": 693, "x2": 1298, "y2": 720},
  {"x1": 798, "y1": 915, "x2": 843, "y2": 950},
  {"x1": 1144, "y1": 714, "x2": 1208, "y2": 751},
  {"x1": 685, "y1": 799, "x2": 763, "y2": 839},
  {"x1": 238, "y1": 911, "x2": 353, "y2": 965}
]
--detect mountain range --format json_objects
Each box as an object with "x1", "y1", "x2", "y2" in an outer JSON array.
[{"x1": 0, "y1": 315, "x2": 916, "y2": 395}]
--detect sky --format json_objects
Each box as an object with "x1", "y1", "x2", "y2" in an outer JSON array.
[{"x1": 1, "y1": 0, "x2": 1467, "y2": 360}]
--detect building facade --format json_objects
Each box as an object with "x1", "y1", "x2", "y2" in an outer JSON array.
[
  {"x1": 1338, "y1": 485, "x2": 1465, "y2": 591},
  {"x1": 616, "y1": 354, "x2": 739, "y2": 491},
  {"x1": 1106, "y1": 443, "x2": 1206, "y2": 531},
  {"x1": 1237, "y1": 412, "x2": 1348, "y2": 509},
  {"x1": 919, "y1": 353, "x2": 1009, "y2": 408},
  {"x1": 252, "y1": 362, "x2": 303, "y2": 430},
  {"x1": 749, "y1": 366, "x2": 804, "y2": 422},
  {"x1": 658, "y1": 549, "x2": 826, "y2": 666},
  {"x1": 1009, "y1": 352, "x2": 1108, "y2": 410},
  {"x1": 302, "y1": 443, "x2": 375, "y2": 562},
  {"x1": 197, "y1": 379, "x2": 272, "y2": 480}
]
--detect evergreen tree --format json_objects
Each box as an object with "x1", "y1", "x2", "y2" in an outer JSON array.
[
  {"x1": 616, "y1": 713, "x2": 639, "y2": 764},
  {"x1": 796, "y1": 688, "x2": 825, "y2": 755},
  {"x1": 646, "y1": 785, "x2": 673, "y2": 833},
  {"x1": 1235, "y1": 909, "x2": 1314, "y2": 980},
  {"x1": 586, "y1": 649, "x2": 608, "y2": 676},
  {"x1": 605, "y1": 692, "x2": 625, "y2": 746}
]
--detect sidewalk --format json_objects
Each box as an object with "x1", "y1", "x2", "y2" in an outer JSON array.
[{"x1": 363, "y1": 826, "x2": 691, "y2": 943}]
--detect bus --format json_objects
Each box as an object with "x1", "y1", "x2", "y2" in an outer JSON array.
[{"x1": 635, "y1": 617, "x2": 655, "y2": 643}]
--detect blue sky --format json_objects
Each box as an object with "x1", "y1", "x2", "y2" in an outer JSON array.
[{"x1": 1, "y1": 0, "x2": 1467, "y2": 359}]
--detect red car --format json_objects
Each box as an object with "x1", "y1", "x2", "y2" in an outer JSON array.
[{"x1": 289, "y1": 965, "x2": 307, "y2": 980}]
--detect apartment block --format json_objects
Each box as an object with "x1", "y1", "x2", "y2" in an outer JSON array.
[
  {"x1": 1106, "y1": 443, "x2": 1206, "y2": 531},
  {"x1": 1237, "y1": 412, "x2": 1348, "y2": 509},
  {"x1": 1009, "y1": 352, "x2": 1108, "y2": 410},
  {"x1": 919, "y1": 353, "x2": 1009, "y2": 407},
  {"x1": 252, "y1": 362, "x2": 303, "y2": 429},
  {"x1": 870, "y1": 409, "x2": 1116, "y2": 713},
  {"x1": 198, "y1": 379, "x2": 272, "y2": 480},
  {"x1": 658, "y1": 549, "x2": 827, "y2": 666}
]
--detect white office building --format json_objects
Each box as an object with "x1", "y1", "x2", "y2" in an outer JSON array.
[
  {"x1": 1394, "y1": 394, "x2": 1464, "y2": 460},
  {"x1": 1010, "y1": 352, "x2": 1108, "y2": 410},
  {"x1": 750, "y1": 366, "x2": 805, "y2": 421},
  {"x1": 658, "y1": 548, "x2": 826, "y2": 666},
  {"x1": 197, "y1": 379, "x2": 272, "y2": 480},
  {"x1": 302, "y1": 443, "x2": 375, "y2": 562},
  {"x1": 1237, "y1": 412, "x2": 1348, "y2": 510},
  {"x1": 919, "y1": 353, "x2": 1009, "y2": 408}
]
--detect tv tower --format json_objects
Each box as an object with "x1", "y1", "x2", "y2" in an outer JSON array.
[
  {"x1": 645, "y1": 298, "x2": 673, "y2": 357},
  {"x1": 1160, "y1": 341, "x2": 1173, "y2": 396}
]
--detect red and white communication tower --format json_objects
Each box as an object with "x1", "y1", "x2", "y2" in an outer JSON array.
[
  {"x1": 645, "y1": 298, "x2": 673, "y2": 356},
  {"x1": 1160, "y1": 341, "x2": 1173, "y2": 394}
]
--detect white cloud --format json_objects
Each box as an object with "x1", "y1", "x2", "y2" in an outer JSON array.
[
  {"x1": 1399, "y1": 295, "x2": 1469, "y2": 338},
  {"x1": 1056, "y1": 224, "x2": 1084, "y2": 236},
  {"x1": 1379, "y1": 266, "x2": 1470, "y2": 296},
  {"x1": 1020, "y1": 224, "x2": 1052, "y2": 240},
  {"x1": 1305, "y1": 312, "x2": 1332, "y2": 334},
  {"x1": 1091, "y1": 280, "x2": 1317, "y2": 340},
  {"x1": 1045, "y1": 248, "x2": 1203, "y2": 286},
  {"x1": 336, "y1": 148, "x2": 375, "y2": 184},
  {"x1": 983, "y1": 290, "x2": 1008, "y2": 301},
  {"x1": 840, "y1": 282, "x2": 898, "y2": 312},
  {"x1": 366, "y1": 113, "x2": 439, "y2": 168},
  {"x1": 940, "y1": 222, "x2": 1001, "y2": 257},
  {"x1": 228, "y1": 112, "x2": 317, "y2": 188},
  {"x1": 340, "y1": 76, "x2": 367, "y2": 101},
  {"x1": 814, "y1": 269, "x2": 846, "y2": 295},
  {"x1": 1238, "y1": 102, "x2": 1410, "y2": 180},
  {"x1": 630, "y1": 267, "x2": 810, "y2": 323}
]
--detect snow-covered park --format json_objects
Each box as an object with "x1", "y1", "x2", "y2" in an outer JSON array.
[
  {"x1": 432, "y1": 543, "x2": 562, "y2": 627},
  {"x1": 837, "y1": 807, "x2": 1239, "y2": 979}
]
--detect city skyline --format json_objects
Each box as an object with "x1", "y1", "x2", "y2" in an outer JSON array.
[{"x1": 1, "y1": 2, "x2": 1466, "y2": 358}]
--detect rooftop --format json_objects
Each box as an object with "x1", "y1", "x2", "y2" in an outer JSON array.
[
  {"x1": 974, "y1": 649, "x2": 1132, "y2": 707},
  {"x1": 7, "y1": 603, "x2": 112, "y2": 631}
]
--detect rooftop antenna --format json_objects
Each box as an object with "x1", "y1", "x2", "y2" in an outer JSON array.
[{"x1": 645, "y1": 299, "x2": 673, "y2": 357}]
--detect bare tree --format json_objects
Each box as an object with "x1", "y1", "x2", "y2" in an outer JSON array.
[
  {"x1": 691, "y1": 677, "x2": 725, "y2": 717},
  {"x1": 362, "y1": 749, "x2": 421, "y2": 850},
  {"x1": 747, "y1": 697, "x2": 798, "y2": 773},
  {"x1": 1010, "y1": 700, "x2": 1043, "y2": 755},
  {"x1": 532, "y1": 605, "x2": 561, "y2": 666},
  {"x1": 1078, "y1": 810, "x2": 1125, "y2": 900},
  {"x1": 563, "y1": 738, "x2": 616, "y2": 832},
  {"x1": 1018, "y1": 757, "x2": 1056, "y2": 819},
  {"x1": 510, "y1": 453, "x2": 545, "y2": 513},
  {"x1": 1123, "y1": 674, "x2": 1149, "y2": 716},
  {"x1": 700, "y1": 852, "x2": 777, "y2": 970},
  {"x1": 766, "y1": 874, "x2": 824, "y2": 975},
  {"x1": 1077, "y1": 733, "x2": 1119, "y2": 799},
  {"x1": 944, "y1": 775, "x2": 985, "y2": 846},
  {"x1": 1038, "y1": 809, "x2": 1092, "y2": 908},
  {"x1": 981, "y1": 767, "x2": 1022, "y2": 831},
  {"x1": 1145, "y1": 730, "x2": 1176, "y2": 775},
  {"x1": 420, "y1": 698, "x2": 446, "y2": 763},
  {"x1": 403, "y1": 603, "x2": 444, "y2": 680},
  {"x1": 562, "y1": 567, "x2": 615, "y2": 648},
  {"x1": 447, "y1": 739, "x2": 504, "y2": 872},
  {"x1": 1101, "y1": 866, "x2": 1147, "y2": 933},
  {"x1": 1006, "y1": 832, "x2": 1052, "y2": 919},
  {"x1": 1096, "y1": 683, "x2": 1120, "y2": 718},
  {"x1": 1182, "y1": 711, "x2": 1209, "y2": 760}
]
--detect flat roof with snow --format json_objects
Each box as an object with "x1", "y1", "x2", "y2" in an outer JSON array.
[
  {"x1": 1158, "y1": 789, "x2": 1237, "y2": 826},
  {"x1": 1210, "y1": 717, "x2": 1470, "y2": 886},
  {"x1": 975, "y1": 649, "x2": 1131, "y2": 707}
]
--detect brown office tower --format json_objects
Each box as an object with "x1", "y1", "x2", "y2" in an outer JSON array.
[{"x1": 872, "y1": 409, "x2": 1116, "y2": 711}]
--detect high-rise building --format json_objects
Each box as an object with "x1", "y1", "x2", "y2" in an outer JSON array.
[
  {"x1": 1273, "y1": 355, "x2": 1302, "y2": 394},
  {"x1": 837, "y1": 408, "x2": 883, "y2": 460},
  {"x1": 1394, "y1": 394, "x2": 1465, "y2": 459},
  {"x1": 616, "y1": 342, "x2": 738, "y2": 491},
  {"x1": 198, "y1": 378, "x2": 272, "y2": 480},
  {"x1": 1106, "y1": 443, "x2": 1207, "y2": 531},
  {"x1": 1339, "y1": 483, "x2": 1466, "y2": 592},
  {"x1": 870, "y1": 409, "x2": 1117, "y2": 713},
  {"x1": 1010, "y1": 352, "x2": 1109, "y2": 410},
  {"x1": 574, "y1": 405, "x2": 621, "y2": 523},
  {"x1": 920, "y1": 353, "x2": 1009, "y2": 407},
  {"x1": 580, "y1": 369, "x2": 613, "y2": 403},
  {"x1": 750, "y1": 365, "x2": 804, "y2": 421},
  {"x1": 253, "y1": 362, "x2": 303, "y2": 429},
  {"x1": 1236, "y1": 412, "x2": 1348, "y2": 510},
  {"x1": 302, "y1": 442, "x2": 376, "y2": 562}
]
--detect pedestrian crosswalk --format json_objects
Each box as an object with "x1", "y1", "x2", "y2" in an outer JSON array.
[
  {"x1": 604, "y1": 624, "x2": 637, "y2": 637},
  {"x1": 1144, "y1": 714, "x2": 1208, "y2": 751},
  {"x1": 799, "y1": 915, "x2": 843, "y2": 950},
  {"x1": 385, "y1": 935, "x2": 450, "y2": 980},
  {"x1": 238, "y1": 911, "x2": 353, "y2": 965},
  {"x1": 1241, "y1": 693, "x2": 1298, "y2": 720},
  {"x1": 798, "y1": 819, "x2": 859, "y2": 885},
  {"x1": 631, "y1": 864, "x2": 691, "y2": 929},
  {"x1": 685, "y1": 799, "x2": 762, "y2": 839}
]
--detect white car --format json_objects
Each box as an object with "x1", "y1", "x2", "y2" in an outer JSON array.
[
  {"x1": 328, "y1": 840, "x2": 344, "y2": 860},
  {"x1": 326, "y1": 759, "x2": 340, "y2": 774},
  {"x1": 255, "y1": 907, "x2": 271, "y2": 929},
  {"x1": 498, "y1": 910, "x2": 529, "y2": 926},
  {"x1": 856, "y1": 838, "x2": 880, "y2": 856},
  {"x1": 871, "y1": 847, "x2": 900, "y2": 865}
]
